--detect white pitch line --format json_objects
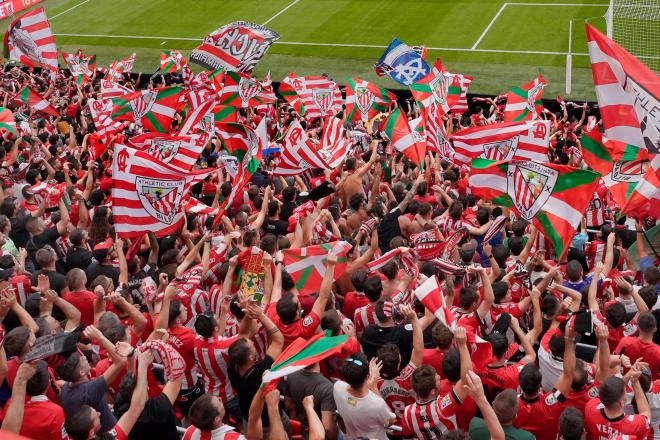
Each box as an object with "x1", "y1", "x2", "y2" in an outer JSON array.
[
  {"x1": 262, "y1": 0, "x2": 301, "y2": 26},
  {"x1": 52, "y1": 33, "x2": 595, "y2": 56},
  {"x1": 472, "y1": 3, "x2": 508, "y2": 50},
  {"x1": 507, "y1": 2, "x2": 609, "y2": 5},
  {"x1": 50, "y1": 0, "x2": 92, "y2": 20}
]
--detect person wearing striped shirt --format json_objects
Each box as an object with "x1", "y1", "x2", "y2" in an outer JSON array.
[{"x1": 182, "y1": 394, "x2": 246, "y2": 440}]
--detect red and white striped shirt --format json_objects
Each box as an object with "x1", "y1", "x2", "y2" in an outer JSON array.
[
  {"x1": 402, "y1": 389, "x2": 462, "y2": 439},
  {"x1": 433, "y1": 216, "x2": 467, "y2": 237},
  {"x1": 10, "y1": 275, "x2": 31, "y2": 306},
  {"x1": 377, "y1": 362, "x2": 417, "y2": 425},
  {"x1": 353, "y1": 303, "x2": 377, "y2": 335},
  {"x1": 182, "y1": 425, "x2": 246, "y2": 440},
  {"x1": 194, "y1": 335, "x2": 239, "y2": 400}
]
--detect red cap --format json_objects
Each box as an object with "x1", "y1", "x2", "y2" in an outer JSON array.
[{"x1": 94, "y1": 237, "x2": 114, "y2": 251}]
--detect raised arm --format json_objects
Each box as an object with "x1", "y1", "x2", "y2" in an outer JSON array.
[
  {"x1": 310, "y1": 252, "x2": 336, "y2": 318},
  {"x1": 587, "y1": 262, "x2": 603, "y2": 311},
  {"x1": 595, "y1": 324, "x2": 612, "y2": 383},
  {"x1": 116, "y1": 351, "x2": 153, "y2": 435},
  {"x1": 511, "y1": 316, "x2": 536, "y2": 364},
  {"x1": 453, "y1": 327, "x2": 473, "y2": 402},
  {"x1": 400, "y1": 304, "x2": 423, "y2": 367},
  {"x1": 475, "y1": 265, "x2": 494, "y2": 320},
  {"x1": 0, "y1": 362, "x2": 36, "y2": 433},
  {"x1": 463, "y1": 371, "x2": 505, "y2": 440}
]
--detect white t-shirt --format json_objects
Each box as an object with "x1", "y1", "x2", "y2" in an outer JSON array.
[{"x1": 333, "y1": 380, "x2": 394, "y2": 440}]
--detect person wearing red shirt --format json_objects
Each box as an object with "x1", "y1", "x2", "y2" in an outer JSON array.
[
  {"x1": 341, "y1": 270, "x2": 369, "y2": 321},
  {"x1": 266, "y1": 251, "x2": 336, "y2": 348},
  {"x1": 615, "y1": 312, "x2": 660, "y2": 380},
  {"x1": 63, "y1": 268, "x2": 99, "y2": 326},
  {"x1": 0, "y1": 360, "x2": 66, "y2": 439},
  {"x1": 453, "y1": 266, "x2": 494, "y2": 338},
  {"x1": 183, "y1": 394, "x2": 246, "y2": 440},
  {"x1": 354, "y1": 276, "x2": 382, "y2": 336},
  {"x1": 422, "y1": 322, "x2": 453, "y2": 376},
  {"x1": 584, "y1": 374, "x2": 651, "y2": 440}
]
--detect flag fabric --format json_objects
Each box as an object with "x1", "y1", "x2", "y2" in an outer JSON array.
[
  {"x1": 178, "y1": 100, "x2": 216, "y2": 137},
  {"x1": 375, "y1": 37, "x2": 430, "y2": 86},
  {"x1": 101, "y1": 79, "x2": 133, "y2": 99},
  {"x1": 600, "y1": 159, "x2": 650, "y2": 213},
  {"x1": 0, "y1": 108, "x2": 17, "y2": 137},
  {"x1": 190, "y1": 21, "x2": 279, "y2": 72},
  {"x1": 282, "y1": 241, "x2": 352, "y2": 295},
  {"x1": 581, "y1": 129, "x2": 647, "y2": 175},
  {"x1": 367, "y1": 248, "x2": 403, "y2": 273},
  {"x1": 279, "y1": 75, "x2": 343, "y2": 119},
  {"x1": 3, "y1": 7, "x2": 57, "y2": 71},
  {"x1": 345, "y1": 77, "x2": 395, "y2": 123},
  {"x1": 279, "y1": 74, "x2": 305, "y2": 115},
  {"x1": 262, "y1": 332, "x2": 348, "y2": 386},
  {"x1": 128, "y1": 133, "x2": 206, "y2": 171},
  {"x1": 160, "y1": 50, "x2": 185, "y2": 74},
  {"x1": 88, "y1": 98, "x2": 124, "y2": 139},
  {"x1": 483, "y1": 215, "x2": 508, "y2": 243},
  {"x1": 273, "y1": 120, "x2": 329, "y2": 175},
  {"x1": 414, "y1": 276, "x2": 454, "y2": 326},
  {"x1": 212, "y1": 105, "x2": 238, "y2": 128},
  {"x1": 13, "y1": 86, "x2": 58, "y2": 117},
  {"x1": 410, "y1": 229, "x2": 446, "y2": 260},
  {"x1": 425, "y1": 102, "x2": 453, "y2": 160},
  {"x1": 448, "y1": 73, "x2": 473, "y2": 113},
  {"x1": 62, "y1": 49, "x2": 96, "y2": 85},
  {"x1": 469, "y1": 158, "x2": 599, "y2": 258},
  {"x1": 183, "y1": 195, "x2": 215, "y2": 215},
  {"x1": 111, "y1": 144, "x2": 214, "y2": 238},
  {"x1": 111, "y1": 86, "x2": 182, "y2": 133},
  {"x1": 410, "y1": 59, "x2": 452, "y2": 115},
  {"x1": 451, "y1": 120, "x2": 550, "y2": 166},
  {"x1": 586, "y1": 24, "x2": 659, "y2": 156},
  {"x1": 381, "y1": 108, "x2": 426, "y2": 166},
  {"x1": 219, "y1": 72, "x2": 276, "y2": 108},
  {"x1": 107, "y1": 53, "x2": 136, "y2": 80},
  {"x1": 503, "y1": 73, "x2": 547, "y2": 122},
  {"x1": 318, "y1": 116, "x2": 353, "y2": 168},
  {"x1": 621, "y1": 155, "x2": 660, "y2": 219}
]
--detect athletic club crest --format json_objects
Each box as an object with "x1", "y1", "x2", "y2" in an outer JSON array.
[
  {"x1": 429, "y1": 73, "x2": 449, "y2": 106},
  {"x1": 130, "y1": 90, "x2": 158, "y2": 121},
  {"x1": 526, "y1": 82, "x2": 545, "y2": 113},
  {"x1": 483, "y1": 136, "x2": 520, "y2": 161},
  {"x1": 147, "y1": 138, "x2": 181, "y2": 163},
  {"x1": 312, "y1": 88, "x2": 334, "y2": 115},
  {"x1": 355, "y1": 86, "x2": 375, "y2": 117},
  {"x1": 136, "y1": 177, "x2": 185, "y2": 225},
  {"x1": 238, "y1": 77, "x2": 260, "y2": 104},
  {"x1": 507, "y1": 161, "x2": 558, "y2": 221},
  {"x1": 610, "y1": 160, "x2": 647, "y2": 183}
]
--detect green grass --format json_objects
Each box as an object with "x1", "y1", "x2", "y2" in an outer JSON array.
[{"x1": 2, "y1": 0, "x2": 617, "y2": 100}]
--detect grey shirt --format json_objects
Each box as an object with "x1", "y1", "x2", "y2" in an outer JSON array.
[{"x1": 280, "y1": 369, "x2": 336, "y2": 422}]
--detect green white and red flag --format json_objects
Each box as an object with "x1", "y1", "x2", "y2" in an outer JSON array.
[
  {"x1": 503, "y1": 73, "x2": 547, "y2": 122},
  {"x1": 601, "y1": 159, "x2": 651, "y2": 214},
  {"x1": 213, "y1": 105, "x2": 238, "y2": 129},
  {"x1": 469, "y1": 158, "x2": 599, "y2": 258},
  {"x1": 160, "y1": 50, "x2": 185, "y2": 74},
  {"x1": 279, "y1": 74, "x2": 305, "y2": 115},
  {"x1": 620, "y1": 156, "x2": 660, "y2": 219},
  {"x1": 447, "y1": 73, "x2": 473, "y2": 114},
  {"x1": 381, "y1": 108, "x2": 426, "y2": 166},
  {"x1": 0, "y1": 108, "x2": 17, "y2": 138},
  {"x1": 106, "y1": 53, "x2": 136, "y2": 80},
  {"x1": 110, "y1": 86, "x2": 182, "y2": 133},
  {"x1": 409, "y1": 59, "x2": 452, "y2": 115},
  {"x1": 13, "y1": 86, "x2": 58, "y2": 117},
  {"x1": 345, "y1": 77, "x2": 395, "y2": 123},
  {"x1": 219, "y1": 71, "x2": 276, "y2": 108},
  {"x1": 62, "y1": 49, "x2": 96, "y2": 85},
  {"x1": 282, "y1": 241, "x2": 352, "y2": 295},
  {"x1": 262, "y1": 332, "x2": 348, "y2": 387},
  {"x1": 586, "y1": 24, "x2": 658, "y2": 156},
  {"x1": 581, "y1": 129, "x2": 647, "y2": 175}
]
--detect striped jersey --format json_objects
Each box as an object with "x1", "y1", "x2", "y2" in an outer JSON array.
[
  {"x1": 402, "y1": 389, "x2": 462, "y2": 439},
  {"x1": 194, "y1": 335, "x2": 239, "y2": 400},
  {"x1": 353, "y1": 303, "x2": 377, "y2": 335},
  {"x1": 182, "y1": 425, "x2": 246, "y2": 440}
]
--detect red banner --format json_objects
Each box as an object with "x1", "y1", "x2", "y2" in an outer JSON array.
[{"x1": 0, "y1": 0, "x2": 43, "y2": 20}]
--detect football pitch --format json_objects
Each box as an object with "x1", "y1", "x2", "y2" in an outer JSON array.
[{"x1": 2, "y1": 0, "x2": 619, "y2": 100}]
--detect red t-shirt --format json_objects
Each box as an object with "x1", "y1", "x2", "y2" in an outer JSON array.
[
  {"x1": 342, "y1": 291, "x2": 368, "y2": 321},
  {"x1": 6, "y1": 358, "x2": 59, "y2": 403},
  {"x1": 514, "y1": 391, "x2": 566, "y2": 440},
  {"x1": 477, "y1": 360, "x2": 526, "y2": 397},
  {"x1": 615, "y1": 337, "x2": 660, "y2": 381},
  {"x1": 438, "y1": 379, "x2": 477, "y2": 431},
  {"x1": 167, "y1": 326, "x2": 198, "y2": 389},
  {"x1": 266, "y1": 304, "x2": 320, "y2": 348},
  {"x1": 377, "y1": 362, "x2": 417, "y2": 426},
  {"x1": 62, "y1": 290, "x2": 97, "y2": 326},
  {"x1": 422, "y1": 349, "x2": 446, "y2": 377},
  {"x1": 0, "y1": 395, "x2": 66, "y2": 439},
  {"x1": 584, "y1": 398, "x2": 650, "y2": 440}
]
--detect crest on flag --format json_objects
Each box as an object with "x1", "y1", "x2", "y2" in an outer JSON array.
[
  {"x1": 430, "y1": 73, "x2": 449, "y2": 106},
  {"x1": 147, "y1": 139, "x2": 181, "y2": 163},
  {"x1": 527, "y1": 82, "x2": 545, "y2": 112},
  {"x1": 507, "y1": 161, "x2": 558, "y2": 220},
  {"x1": 356, "y1": 86, "x2": 375, "y2": 114},
  {"x1": 610, "y1": 160, "x2": 648, "y2": 183},
  {"x1": 312, "y1": 88, "x2": 333, "y2": 115},
  {"x1": 238, "y1": 77, "x2": 260, "y2": 103},
  {"x1": 136, "y1": 177, "x2": 185, "y2": 225},
  {"x1": 130, "y1": 91, "x2": 158, "y2": 121},
  {"x1": 483, "y1": 137, "x2": 519, "y2": 161}
]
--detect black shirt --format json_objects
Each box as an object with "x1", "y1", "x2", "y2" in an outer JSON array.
[
  {"x1": 66, "y1": 246, "x2": 93, "y2": 272},
  {"x1": 9, "y1": 213, "x2": 30, "y2": 249},
  {"x1": 31, "y1": 269, "x2": 66, "y2": 295},
  {"x1": 279, "y1": 200, "x2": 298, "y2": 222},
  {"x1": 377, "y1": 207, "x2": 403, "y2": 253},
  {"x1": 86, "y1": 261, "x2": 119, "y2": 287},
  {"x1": 360, "y1": 323, "x2": 414, "y2": 366},
  {"x1": 127, "y1": 263, "x2": 157, "y2": 304},
  {"x1": 25, "y1": 226, "x2": 62, "y2": 270},
  {"x1": 121, "y1": 394, "x2": 178, "y2": 440},
  {"x1": 228, "y1": 355, "x2": 274, "y2": 423},
  {"x1": 263, "y1": 218, "x2": 289, "y2": 236}
]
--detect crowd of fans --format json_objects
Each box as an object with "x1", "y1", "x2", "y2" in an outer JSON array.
[{"x1": 0, "y1": 62, "x2": 656, "y2": 440}]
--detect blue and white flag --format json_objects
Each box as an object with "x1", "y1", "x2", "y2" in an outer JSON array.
[{"x1": 375, "y1": 38, "x2": 430, "y2": 86}]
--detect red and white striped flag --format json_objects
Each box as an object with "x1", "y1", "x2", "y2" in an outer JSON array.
[
  {"x1": 273, "y1": 120, "x2": 329, "y2": 175},
  {"x1": 183, "y1": 195, "x2": 215, "y2": 215},
  {"x1": 283, "y1": 75, "x2": 343, "y2": 119},
  {"x1": 4, "y1": 7, "x2": 58, "y2": 71},
  {"x1": 318, "y1": 116, "x2": 352, "y2": 168},
  {"x1": 414, "y1": 276, "x2": 454, "y2": 326},
  {"x1": 101, "y1": 79, "x2": 133, "y2": 99},
  {"x1": 107, "y1": 53, "x2": 136, "y2": 80},
  {"x1": 451, "y1": 120, "x2": 550, "y2": 165},
  {"x1": 111, "y1": 144, "x2": 214, "y2": 238},
  {"x1": 128, "y1": 133, "x2": 206, "y2": 171},
  {"x1": 425, "y1": 102, "x2": 454, "y2": 161},
  {"x1": 586, "y1": 24, "x2": 658, "y2": 156},
  {"x1": 88, "y1": 97, "x2": 123, "y2": 139},
  {"x1": 448, "y1": 73, "x2": 473, "y2": 114},
  {"x1": 178, "y1": 100, "x2": 215, "y2": 137},
  {"x1": 367, "y1": 248, "x2": 403, "y2": 272}
]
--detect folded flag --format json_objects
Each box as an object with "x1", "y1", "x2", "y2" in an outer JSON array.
[
  {"x1": 345, "y1": 77, "x2": 395, "y2": 123},
  {"x1": 88, "y1": 98, "x2": 123, "y2": 140},
  {"x1": 111, "y1": 86, "x2": 182, "y2": 133},
  {"x1": 414, "y1": 276, "x2": 454, "y2": 326},
  {"x1": 62, "y1": 49, "x2": 96, "y2": 85},
  {"x1": 503, "y1": 73, "x2": 547, "y2": 122},
  {"x1": 586, "y1": 24, "x2": 658, "y2": 156},
  {"x1": 381, "y1": 108, "x2": 426, "y2": 166},
  {"x1": 190, "y1": 21, "x2": 279, "y2": 73},
  {"x1": 219, "y1": 71, "x2": 276, "y2": 108},
  {"x1": 160, "y1": 50, "x2": 185, "y2": 74},
  {"x1": 279, "y1": 74, "x2": 305, "y2": 115},
  {"x1": 469, "y1": 158, "x2": 599, "y2": 258},
  {"x1": 4, "y1": 7, "x2": 58, "y2": 71},
  {"x1": 13, "y1": 86, "x2": 59, "y2": 117},
  {"x1": 451, "y1": 120, "x2": 550, "y2": 166},
  {"x1": 262, "y1": 332, "x2": 348, "y2": 386},
  {"x1": 178, "y1": 100, "x2": 216, "y2": 138},
  {"x1": 375, "y1": 37, "x2": 430, "y2": 86},
  {"x1": 101, "y1": 79, "x2": 133, "y2": 100},
  {"x1": 282, "y1": 241, "x2": 352, "y2": 295},
  {"x1": 111, "y1": 144, "x2": 215, "y2": 238}
]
